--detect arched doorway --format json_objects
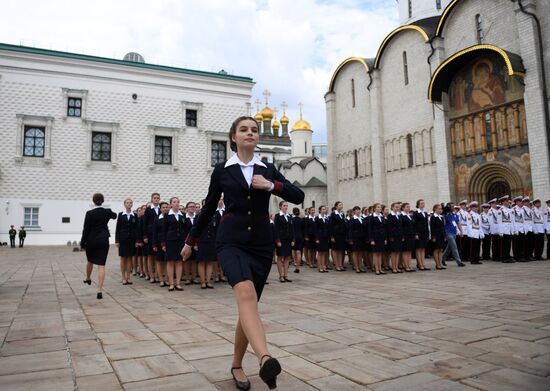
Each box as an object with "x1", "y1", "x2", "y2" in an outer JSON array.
[
  {"x1": 487, "y1": 180, "x2": 511, "y2": 201},
  {"x1": 468, "y1": 162, "x2": 523, "y2": 201}
]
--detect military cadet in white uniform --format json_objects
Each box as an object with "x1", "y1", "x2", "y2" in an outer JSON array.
[
  {"x1": 480, "y1": 203, "x2": 492, "y2": 260},
  {"x1": 457, "y1": 200, "x2": 471, "y2": 262},
  {"x1": 545, "y1": 199, "x2": 550, "y2": 260},
  {"x1": 488, "y1": 199, "x2": 502, "y2": 262},
  {"x1": 532, "y1": 199, "x2": 546, "y2": 260},
  {"x1": 522, "y1": 196, "x2": 535, "y2": 261},
  {"x1": 512, "y1": 196, "x2": 526, "y2": 262},
  {"x1": 500, "y1": 196, "x2": 515, "y2": 263},
  {"x1": 467, "y1": 202, "x2": 484, "y2": 264}
]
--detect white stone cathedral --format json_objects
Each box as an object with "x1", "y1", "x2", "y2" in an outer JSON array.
[{"x1": 326, "y1": 0, "x2": 550, "y2": 208}]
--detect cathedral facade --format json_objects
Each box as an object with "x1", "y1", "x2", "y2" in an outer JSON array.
[{"x1": 325, "y1": 0, "x2": 550, "y2": 207}]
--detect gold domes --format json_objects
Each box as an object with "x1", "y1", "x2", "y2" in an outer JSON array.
[
  {"x1": 272, "y1": 119, "x2": 280, "y2": 129},
  {"x1": 280, "y1": 115, "x2": 289, "y2": 125},
  {"x1": 291, "y1": 118, "x2": 312, "y2": 132},
  {"x1": 291, "y1": 102, "x2": 312, "y2": 132},
  {"x1": 260, "y1": 107, "x2": 273, "y2": 120}
]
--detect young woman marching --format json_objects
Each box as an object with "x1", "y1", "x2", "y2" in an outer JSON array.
[
  {"x1": 274, "y1": 201, "x2": 295, "y2": 282},
  {"x1": 400, "y1": 202, "x2": 416, "y2": 272},
  {"x1": 347, "y1": 206, "x2": 366, "y2": 273},
  {"x1": 368, "y1": 203, "x2": 387, "y2": 275},
  {"x1": 315, "y1": 205, "x2": 330, "y2": 273},
  {"x1": 162, "y1": 197, "x2": 185, "y2": 292},
  {"x1": 115, "y1": 198, "x2": 137, "y2": 285},
  {"x1": 291, "y1": 207, "x2": 304, "y2": 273},
  {"x1": 181, "y1": 116, "x2": 304, "y2": 390},
  {"x1": 328, "y1": 201, "x2": 347, "y2": 272},
  {"x1": 430, "y1": 204, "x2": 447, "y2": 270}
]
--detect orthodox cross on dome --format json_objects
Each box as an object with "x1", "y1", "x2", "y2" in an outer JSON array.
[
  {"x1": 255, "y1": 98, "x2": 261, "y2": 112},
  {"x1": 281, "y1": 101, "x2": 288, "y2": 116},
  {"x1": 273, "y1": 107, "x2": 278, "y2": 120},
  {"x1": 262, "y1": 89, "x2": 271, "y2": 106},
  {"x1": 298, "y1": 102, "x2": 304, "y2": 119}
]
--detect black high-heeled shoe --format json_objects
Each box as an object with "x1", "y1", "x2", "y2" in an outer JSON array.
[
  {"x1": 96, "y1": 292, "x2": 103, "y2": 299},
  {"x1": 259, "y1": 355, "x2": 281, "y2": 389},
  {"x1": 231, "y1": 367, "x2": 251, "y2": 391},
  {"x1": 83, "y1": 279, "x2": 91, "y2": 285}
]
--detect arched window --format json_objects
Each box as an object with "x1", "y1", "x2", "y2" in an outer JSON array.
[
  {"x1": 403, "y1": 51, "x2": 409, "y2": 85},
  {"x1": 406, "y1": 134, "x2": 413, "y2": 168},
  {"x1": 354, "y1": 149, "x2": 359, "y2": 178},
  {"x1": 436, "y1": 0, "x2": 441, "y2": 10},
  {"x1": 351, "y1": 78, "x2": 356, "y2": 108},
  {"x1": 475, "y1": 14, "x2": 484, "y2": 44},
  {"x1": 408, "y1": 0, "x2": 412, "y2": 18}
]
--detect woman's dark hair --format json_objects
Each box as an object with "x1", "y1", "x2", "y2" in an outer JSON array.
[
  {"x1": 293, "y1": 207, "x2": 300, "y2": 216},
  {"x1": 442, "y1": 202, "x2": 452, "y2": 215},
  {"x1": 279, "y1": 200, "x2": 288, "y2": 208},
  {"x1": 334, "y1": 201, "x2": 342, "y2": 208},
  {"x1": 159, "y1": 201, "x2": 168, "y2": 208},
  {"x1": 416, "y1": 199, "x2": 424, "y2": 208},
  {"x1": 92, "y1": 193, "x2": 104, "y2": 206},
  {"x1": 352, "y1": 206, "x2": 361, "y2": 211},
  {"x1": 229, "y1": 116, "x2": 259, "y2": 152}
]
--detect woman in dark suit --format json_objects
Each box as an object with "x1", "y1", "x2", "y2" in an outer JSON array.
[
  {"x1": 115, "y1": 198, "x2": 137, "y2": 285},
  {"x1": 81, "y1": 193, "x2": 117, "y2": 299},
  {"x1": 274, "y1": 201, "x2": 295, "y2": 283},
  {"x1": 368, "y1": 203, "x2": 386, "y2": 275},
  {"x1": 196, "y1": 198, "x2": 221, "y2": 289},
  {"x1": 413, "y1": 199, "x2": 430, "y2": 271},
  {"x1": 400, "y1": 202, "x2": 416, "y2": 272},
  {"x1": 314, "y1": 205, "x2": 330, "y2": 273},
  {"x1": 152, "y1": 202, "x2": 169, "y2": 287},
  {"x1": 181, "y1": 116, "x2": 304, "y2": 390},
  {"x1": 386, "y1": 202, "x2": 404, "y2": 273},
  {"x1": 347, "y1": 206, "x2": 366, "y2": 273},
  {"x1": 291, "y1": 207, "x2": 304, "y2": 274},
  {"x1": 328, "y1": 201, "x2": 346, "y2": 271},
  {"x1": 162, "y1": 197, "x2": 185, "y2": 292},
  {"x1": 304, "y1": 207, "x2": 317, "y2": 268},
  {"x1": 430, "y1": 204, "x2": 446, "y2": 270}
]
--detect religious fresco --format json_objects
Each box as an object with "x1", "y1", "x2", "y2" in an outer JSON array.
[
  {"x1": 448, "y1": 53, "x2": 531, "y2": 201},
  {"x1": 449, "y1": 54, "x2": 524, "y2": 119}
]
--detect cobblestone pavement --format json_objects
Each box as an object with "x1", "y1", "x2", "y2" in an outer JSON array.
[{"x1": 1, "y1": 246, "x2": 550, "y2": 390}]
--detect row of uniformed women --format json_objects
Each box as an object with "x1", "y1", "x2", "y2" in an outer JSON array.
[
  {"x1": 270, "y1": 199, "x2": 449, "y2": 277},
  {"x1": 114, "y1": 195, "x2": 227, "y2": 290}
]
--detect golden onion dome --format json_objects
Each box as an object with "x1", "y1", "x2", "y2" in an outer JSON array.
[
  {"x1": 291, "y1": 118, "x2": 312, "y2": 132},
  {"x1": 280, "y1": 115, "x2": 289, "y2": 125},
  {"x1": 254, "y1": 111, "x2": 263, "y2": 122},
  {"x1": 260, "y1": 106, "x2": 274, "y2": 120},
  {"x1": 272, "y1": 119, "x2": 281, "y2": 129}
]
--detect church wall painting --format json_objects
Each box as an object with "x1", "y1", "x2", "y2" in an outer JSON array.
[{"x1": 447, "y1": 53, "x2": 531, "y2": 201}]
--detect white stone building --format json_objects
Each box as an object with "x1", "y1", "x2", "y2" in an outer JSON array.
[
  {"x1": 0, "y1": 44, "x2": 297, "y2": 244},
  {"x1": 326, "y1": 0, "x2": 550, "y2": 208}
]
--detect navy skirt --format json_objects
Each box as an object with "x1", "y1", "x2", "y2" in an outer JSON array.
[
  {"x1": 331, "y1": 235, "x2": 346, "y2": 251},
  {"x1": 118, "y1": 239, "x2": 136, "y2": 257},
  {"x1": 431, "y1": 235, "x2": 446, "y2": 249},
  {"x1": 165, "y1": 240, "x2": 184, "y2": 261},
  {"x1": 415, "y1": 233, "x2": 429, "y2": 249},
  {"x1": 216, "y1": 243, "x2": 273, "y2": 300},
  {"x1": 403, "y1": 236, "x2": 416, "y2": 252},
  {"x1": 155, "y1": 247, "x2": 166, "y2": 262},
  {"x1": 292, "y1": 238, "x2": 303, "y2": 251},
  {"x1": 143, "y1": 241, "x2": 155, "y2": 257},
  {"x1": 197, "y1": 241, "x2": 217, "y2": 261},
  {"x1": 387, "y1": 237, "x2": 403, "y2": 252},
  {"x1": 276, "y1": 239, "x2": 292, "y2": 257},
  {"x1": 369, "y1": 239, "x2": 386, "y2": 253},
  {"x1": 316, "y1": 237, "x2": 330, "y2": 252},
  {"x1": 85, "y1": 238, "x2": 109, "y2": 266}
]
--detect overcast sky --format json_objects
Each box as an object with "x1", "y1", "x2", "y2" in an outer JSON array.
[{"x1": 1, "y1": 0, "x2": 398, "y2": 142}]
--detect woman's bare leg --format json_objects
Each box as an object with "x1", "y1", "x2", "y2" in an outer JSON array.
[
  {"x1": 85, "y1": 261, "x2": 93, "y2": 281},
  {"x1": 97, "y1": 266, "x2": 105, "y2": 292}
]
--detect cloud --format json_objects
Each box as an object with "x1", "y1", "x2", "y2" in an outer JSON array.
[{"x1": 0, "y1": 0, "x2": 398, "y2": 142}]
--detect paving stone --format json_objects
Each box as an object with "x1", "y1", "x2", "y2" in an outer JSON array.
[
  {"x1": 0, "y1": 337, "x2": 67, "y2": 357},
  {"x1": 369, "y1": 372, "x2": 477, "y2": 391},
  {"x1": 76, "y1": 373, "x2": 122, "y2": 391},
  {"x1": 468, "y1": 336, "x2": 550, "y2": 358},
  {"x1": 278, "y1": 355, "x2": 332, "y2": 381},
  {"x1": 0, "y1": 368, "x2": 74, "y2": 391},
  {"x1": 266, "y1": 330, "x2": 325, "y2": 347},
  {"x1": 476, "y1": 352, "x2": 550, "y2": 377},
  {"x1": 284, "y1": 340, "x2": 364, "y2": 362},
  {"x1": 71, "y1": 353, "x2": 113, "y2": 376},
  {"x1": 353, "y1": 338, "x2": 436, "y2": 360},
  {"x1": 173, "y1": 339, "x2": 235, "y2": 361},
  {"x1": 103, "y1": 340, "x2": 173, "y2": 360},
  {"x1": 307, "y1": 374, "x2": 368, "y2": 390},
  {"x1": 461, "y1": 368, "x2": 550, "y2": 391},
  {"x1": 112, "y1": 353, "x2": 195, "y2": 383},
  {"x1": 123, "y1": 373, "x2": 217, "y2": 391},
  {"x1": 0, "y1": 350, "x2": 70, "y2": 375}
]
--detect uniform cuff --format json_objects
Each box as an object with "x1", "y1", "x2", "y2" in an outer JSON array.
[{"x1": 185, "y1": 235, "x2": 198, "y2": 247}]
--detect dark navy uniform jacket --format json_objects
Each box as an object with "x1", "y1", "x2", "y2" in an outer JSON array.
[
  {"x1": 152, "y1": 214, "x2": 166, "y2": 247},
  {"x1": 81, "y1": 207, "x2": 117, "y2": 248},
  {"x1": 186, "y1": 161, "x2": 304, "y2": 247},
  {"x1": 386, "y1": 213, "x2": 404, "y2": 242},
  {"x1": 161, "y1": 212, "x2": 186, "y2": 246},
  {"x1": 142, "y1": 206, "x2": 160, "y2": 241},
  {"x1": 328, "y1": 212, "x2": 346, "y2": 239},
  {"x1": 292, "y1": 216, "x2": 305, "y2": 242},
  {"x1": 115, "y1": 212, "x2": 137, "y2": 243},
  {"x1": 273, "y1": 213, "x2": 295, "y2": 244},
  {"x1": 347, "y1": 217, "x2": 366, "y2": 243},
  {"x1": 367, "y1": 214, "x2": 386, "y2": 243}
]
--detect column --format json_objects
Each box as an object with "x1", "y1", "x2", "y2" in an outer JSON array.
[{"x1": 369, "y1": 70, "x2": 388, "y2": 204}]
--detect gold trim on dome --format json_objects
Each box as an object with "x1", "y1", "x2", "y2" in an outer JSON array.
[
  {"x1": 374, "y1": 25, "x2": 430, "y2": 69},
  {"x1": 435, "y1": 0, "x2": 462, "y2": 38},
  {"x1": 328, "y1": 57, "x2": 370, "y2": 92},
  {"x1": 427, "y1": 44, "x2": 526, "y2": 102}
]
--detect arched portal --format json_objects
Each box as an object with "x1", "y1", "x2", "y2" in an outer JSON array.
[{"x1": 468, "y1": 162, "x2": 523, "y2": 201}]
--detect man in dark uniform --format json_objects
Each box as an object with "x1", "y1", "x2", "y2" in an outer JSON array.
[
  {"x1": 8, "y1": 225, "x2": 17, "y2": 248},
  {"x1": 18, "y1": 226, "x2": 26, "y2": 247}
]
